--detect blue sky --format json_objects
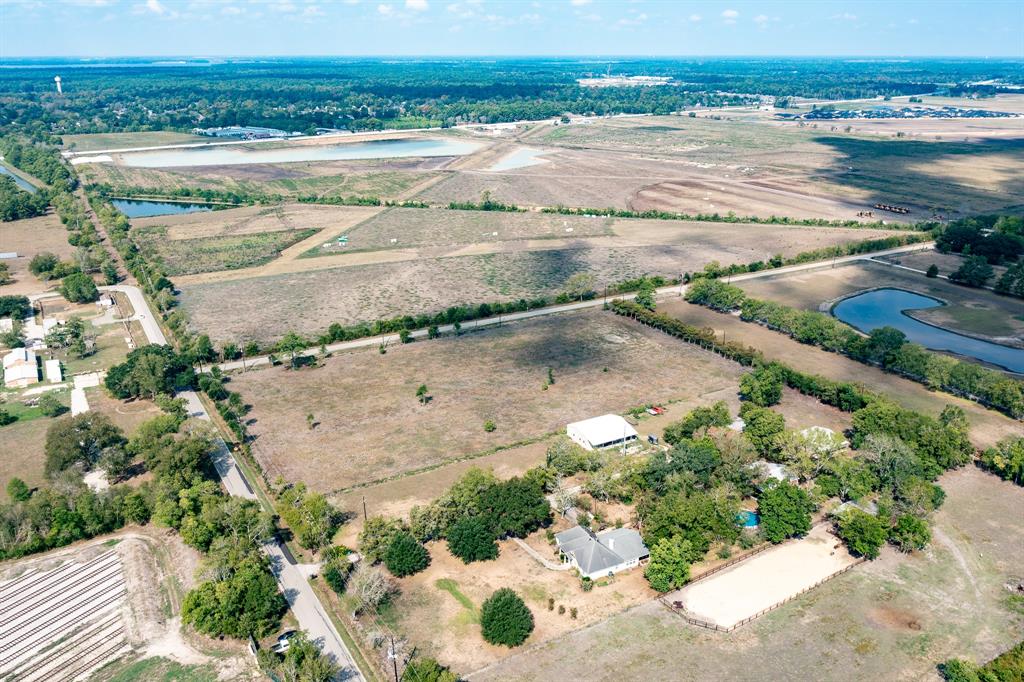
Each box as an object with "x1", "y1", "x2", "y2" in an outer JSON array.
[{"x1": 1, "y1": 0, "x2": 1021, "y2": 58}]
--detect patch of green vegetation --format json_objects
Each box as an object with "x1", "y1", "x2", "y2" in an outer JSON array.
[
  {"x1": 102, "y1": 538, "x2": 122, "y2": 547},
  {"x1": 435, "y1": 578, "x2": 479, "y2": 622},
  {"x1": 94, "y1": 656, "x2": 219, "y2": 682},
  {"x1": 520, "y1": 582, "x2": 549, "y2": 604},
  {"x1": 134, "y1": 226, "x2": 319, "y2": 275}
]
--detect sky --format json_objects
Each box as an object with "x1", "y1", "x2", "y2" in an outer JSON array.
[{"x1": 0, "y1": 0, "x2": 1022, "y2": 58}]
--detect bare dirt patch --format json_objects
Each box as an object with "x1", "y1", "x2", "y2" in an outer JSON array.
[{"x1": 232, "y1": 309, "x2": 743, "y2": 492}]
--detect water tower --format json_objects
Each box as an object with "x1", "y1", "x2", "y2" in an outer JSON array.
[{"x1": 54, "y1": 76, "x2": 62, "y2": 95}]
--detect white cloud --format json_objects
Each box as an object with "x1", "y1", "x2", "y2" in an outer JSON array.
[
  {"x1": 145, "y1": 0, "x2": 166, "y2": 14},
  {"x1": 580, "y1": 12, "x2": 601, "y2": 21},
  {"x1": 570, "y1": 0, "x2": 591, "y2": 5},
  {"x1": 221, "y1": 5, "x2": 242, "y2": 15},
  {"x1": 689, "y1": 13, "x2": 701, "y2": 22},
  {"x1": 406, "y1": 0, "x2": 428, "y2": 11},
  {"x1": 754, "y1": 14, "x2": 768, "y2": 24},
  {"x1": 377, "y1": 3, "x2": 394, "y2": 14},
  {"x1": 721, "y1": 8, "x2": 738, "y2": 24},
  {"x1": 269, "y1": 0, "x2": 297, "y2": 12},
  {"x1": 831, "y1": 12, "x2": 857, "y2": 21},
  {"x1": 449, "y1": 23, "x2": 462, "y2": 31},
  {"x1": 302, "y1": 4, "x2": 324, "y2": 16},
  {"x1": 618, "y1": 11, "x2": 647, "y2": 26}
]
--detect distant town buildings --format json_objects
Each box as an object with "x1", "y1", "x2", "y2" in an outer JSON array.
[
  {"x1": 783, "y1": 105, "x2": 1021, "y2": 121},
  {"x1": 191, "y1": 125, "x2": 302, "y2": 140},
  {"x1": 578, "y1": 75, "x2": 673, "y2": 88}
]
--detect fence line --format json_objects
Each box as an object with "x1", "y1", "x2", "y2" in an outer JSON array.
[
  {"x1": 662, "y1": 557, "x2": 866, "y2": 633},
  {"x1": 688, "y1": 541, "x2": 773, "y2": 584}
]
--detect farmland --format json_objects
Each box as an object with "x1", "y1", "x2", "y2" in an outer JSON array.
[
  {"x1": 472, "y1": 466, "x2": 1024, "y2": 682},
  {"x1": 62, "y1": 131, "x2": 208, "y2": 152},
  {"x1": 174, "y1": 211, "x2": 902, "y2": 344},
  {"x1": 230, "y1": 309, "x2": 745, "y2": 493},
  {"x1": 134, "y1": 225, "x2": 319, "y2": 275},
  {"x1": 0, "y1": 213, "x2": 76, "y2": 296},
  {"x1": 736, "y1": 259, "x2": 1024, "y2": 347}
]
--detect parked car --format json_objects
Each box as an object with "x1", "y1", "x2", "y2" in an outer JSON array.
[{"x1": 271, "y1": 630, "x2": 297, "y2": 654}]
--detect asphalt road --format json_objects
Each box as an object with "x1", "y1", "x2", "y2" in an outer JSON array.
[
  {"x1": 100, "y1": 285, "x2": 366, "y2": 681},
  {"x1": 217, "y1": 241, "x2": 933, "y2": 372}
]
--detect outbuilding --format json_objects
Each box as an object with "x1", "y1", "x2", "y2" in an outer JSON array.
[
  {"x1": 3, "y1": 348, "x2": 39, "y2": 388},
  {"x1": 45, "y1": 359, "x2": 63, "y2": 383},
  {"x1": 566, "y1": 414, "x2": 639, "y2": 451}
]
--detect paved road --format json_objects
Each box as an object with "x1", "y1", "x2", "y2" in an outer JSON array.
[
  {"x1": 100, "y1": 285, "x2": 365, "y2": 681},
  {"x1": 218, "y1": 241, "x2": 933, "y2": 373}
]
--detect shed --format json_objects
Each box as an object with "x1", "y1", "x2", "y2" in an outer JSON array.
[
  {"x1": 45, "y1": 359, "x2": 62, "y2": 383},
  {"x1": 566, "y1": 414, "x2": 639, "y2": 451},
  {"x1": 3, "y1": 348, "x2": 39, "y2": 388},
  {"x1": 70, "y1": 388, "x2": 90, "y2": 416}
]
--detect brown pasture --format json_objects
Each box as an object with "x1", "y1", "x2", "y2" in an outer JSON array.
[{"x1": 0, "y1": 213, "x2": 76, "y2": 296}]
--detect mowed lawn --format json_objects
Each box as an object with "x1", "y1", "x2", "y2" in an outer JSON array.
[
  {"x1": 472, "y1": 467, "x2": 1024, "y2": 682},
  {"x1": 230, "y1": 309, "x2": 743, "y2": 492}
]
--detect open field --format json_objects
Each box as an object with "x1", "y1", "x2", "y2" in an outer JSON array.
[
  {"x1": 175, "y1": 217, "x2": 903, "y2": 343},
  {"x1": 471, "y1": 467, "x2": 1024, "y2": 682},
  {"x1": 656, "y1": 298, "x2": 1021, "y2": 449},
  {"x1": 135, "y1": 225, "x2": 319, "y2": 275},
  {"x1": 232, "y1": 309, "x2": 744, "y2": 492},
  {"x1": 736, "y1": 260, "x2": 1024, "y2": 347},
  {"x1": 671, "y1": 524, "x2": 857, "y2": 629},
  {"x1": 77, "y1": 156, "x2": 448, "y2": 201},
  {"x1": 0, "y1": 213, "x2": 76, "y2": 296},
  {"x1": 131, "y1": 202, "x2": 381, "y2": 240},
  {"x1": 62, "y1": 131, "x2": 208, "y2": 152}
]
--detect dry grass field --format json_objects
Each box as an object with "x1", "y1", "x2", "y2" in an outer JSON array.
[
  {"x1": 736, "y1": 260, "x2": 1024, "y2": 347},
  {"x1": 656, "y1": 298, "x2": 1021, "y2": 449},
  {"x1": 176, "y1": 216, "x2": 901, "y2": 343},
  {"x1": 0, "y1": 213, "x2": 76, "y2": 296},
  {"x1": 231, "y1": 309, "x2": 744, "y2": 493},
  {"x1": 62, "y1": 131, "x2": 208, "y2": 152},
  {"x1": 471, "y1": 466, "x2": 1024, "y2": 682}
]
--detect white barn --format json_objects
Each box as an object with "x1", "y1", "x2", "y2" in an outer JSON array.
[
  {"x1": 566, "y1": 414, "x2": 638, "y2": 451},
  {"x1": 3, "y1": 348, "x2": 39, "y2": 388}
]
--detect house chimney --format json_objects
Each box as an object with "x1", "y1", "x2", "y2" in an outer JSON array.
[{"x1": 607, "y1": 538, "x2": 615, "y2": 551}]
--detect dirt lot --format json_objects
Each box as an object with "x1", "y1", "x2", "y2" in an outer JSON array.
[
  {"x1": 736, "y1": 260, "x2": 1024, "y2": 347},
  {"x1": 656, "y1": 298, "x2": 1021, "y2": 449},
  {"x1": 0, "y1": 213, "x2": 76, "y2": 296},
  {"x1": 176, "y1": 218, "x2": 902, "y2": 343},
  {"x1": 232, "y1": 309, "x2": 744, "y2": 493},
  {"x1": 471, "y1": 467, "x2": 1024, "y2": 682}
]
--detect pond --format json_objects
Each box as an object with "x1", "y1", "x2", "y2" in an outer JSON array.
[
  {"x1": 832, "y1": 288, "x2": 1024, "y2": 374},
  {"x1": 0, "y1": 164, "x2": 38, "y2": 193},
  {"x1": 111, "y1": 198, "x2": 214, "y2": 218},
  {"x1": 100, "y1": 137, "x2": 481, "y2": 168},
  {"x1": 487, "y1": 147, "x2": 550, "y2": 172}
]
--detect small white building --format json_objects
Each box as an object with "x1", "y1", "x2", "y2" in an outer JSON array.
[
  {"x1": 45, "y1": 359, "x2": 62, "y2": 383},
  {"x1": 3, "y1": 348, "x2": 39, "y2": 388},
  {"x1": 566, "y1": 414, "x2": 639, "y2": 451},
  {"x1": 70, "y1": 388, "x2": 90, "y2": 416},
  {"x1": 555, "y1": 526, "x2": 649, "y2": 581}
]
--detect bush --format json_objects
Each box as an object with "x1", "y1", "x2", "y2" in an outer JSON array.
[
  {"x1": 401, "y1": 657, "x2": 458, "y2": 682},
  {"x1": 322, "y1": 559, "x2": 353, "y2": 595},
  {"x1": 0, "y1": 295, "x2": 31, "y2": 319},
  {"x1": 663, "y1": 401, "x2": 731, "y2": 445},
  {"x1": 384, "y1": 532, "x2": 430, "y2": 577},
  {"x1": 446, "y1": 516, "x2": 499, "y2": 563},
  {"x1": 926, "y1": 264, "x2": 939, "y2": 278},
  {"x1": 37, "y1": 391, "x2": 67, "y2": 417},
  {"x1": 644, "y1": 535, "x2": 692, "y2": 592},
  {"x1": 483, "y1": 419, "x2": 496, "y2": 432},
  {"x1": 740, "y1": 364, "x2": 784, "y2": 406},
  {"x1": 836, "y1": 509, "x2": 888, "y2": 559},
  {"x1": 480, "y1": 588, "x2": 534, "y2": 647},
  {"x1": 889, "y1": 514, "x2": 931, "y2": 552}
]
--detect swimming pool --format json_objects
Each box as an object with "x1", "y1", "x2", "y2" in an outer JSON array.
[{"x1": 737, "y1": 510, "x2": 760, "y2": 528}]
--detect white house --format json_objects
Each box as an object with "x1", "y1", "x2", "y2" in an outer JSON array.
[
  {"x1": 3, "y1": 348, "x2": 39, "y2": 388},
  {"x1": 555, "y1": 526, "x2": 649, "y2": 581},
  {"x1": 566, "y1": 414, "x2": 639, "y2": 451}
]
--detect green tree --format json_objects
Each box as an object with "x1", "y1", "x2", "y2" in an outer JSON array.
[
  {"x1": 836, "y1": 508, "x2": 888, "y2": 559},
  {"x1": 758, "y1": 481, "x2": 813, "y2": 543},
  {"x1": 384, "y1": 531, "x2": 430, "y2": 577},
  {"x1": 447, "y1": 515, "x2": 499, "y2": 563},
  {"x1": 949, "y1": 255, "x2": 994, "y2": 287},
  {"x1": 261, "y1": 630, "x2": 340, "y2": 682},
  {"x1": 644, "y1": 535, "x2": 692, "y2": 592},
  {"x1": 6, "y1": 477, "x2": 31, "y2": 502},
  {"x1": 663, "y1": 401, "x2": 731, "y2": 445},
  {"x1": 402, "y1": 657, "x2": 458, "y2": 682},
  {"x1": 889, "y1": 514, "x2": 931, "y2": 552},
  {"x1": 181, "y1": 553, "x2": 286, "y2": 638},
  {"x1": 37, "y1": 391, "x2": 67, "y2": 417},
  {"x1": 739, "y1": 365, "x2": 784, "y2": 407},
  {"x1": 739, "y1": 403, "x2": 786, "y2": 457},
  {"x1": 104, "y1": 345, "x2": 196, "y2": 399},
  {"x1": 477, "y1": 477, "x2": 551, "y2": 539},
  {"x1": 416, "y1": 384, "x2": 430, "y2": 404},
  {"x1": 28, "y1": 252, "x2": 59, "y2": 277},
  {"x1": 925, "y1": 264, "x2": 939, "y2": 278},
  {"x1": 978, "y1": 437, "x2": 1024, "y2": 486},
  {"x1": 44, "y1": 413, "x2": 126, "y2": 477},
  {"x1": 633, "y1": 282, "x2": 657, "y2": 311},
  {"x1": 358, "y1": 515, "x2": 408, "y2": 563},
  {"x1": 562, "y1": 272, "x2": 596, "y2": 301},
  {"x1": 480, "y1": 588, "x2": 534, "y2": 647},
  {"x1": 60, "y1": 272, "x2": 100, "y2": 303}
]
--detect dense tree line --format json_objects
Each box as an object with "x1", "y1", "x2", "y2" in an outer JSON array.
[
  {"x1": 936, "y1": 215, "x2": 1023, "y2": 265},
  {"x1": 940, "y1": 640, "x2": 1024, "y2": 682},
  {"x1": 0, "y1": 176, "x2": 49, "y2": 221},
  {"x1": 0, "y1": 137, "x2": 74, "y2": 191},
  {"x1": 684, "y1": 278, "x2": 1024, "y2": 418}
]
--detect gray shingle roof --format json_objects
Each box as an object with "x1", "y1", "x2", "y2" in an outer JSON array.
[{"x1": 555, "y1": 526, "x2": 649, "y2": 576}]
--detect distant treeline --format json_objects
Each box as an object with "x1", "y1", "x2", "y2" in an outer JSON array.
[{"x1": 0, "y1": 137, "x2": 75, "y2": 191}]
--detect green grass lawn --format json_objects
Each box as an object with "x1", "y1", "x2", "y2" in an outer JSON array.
[
  {"x1": 435, "y1": 578, "x2": 480, "y2": 623},
  {"x1": 93, "y1": 656, "x2": 219, "y2": 682}
]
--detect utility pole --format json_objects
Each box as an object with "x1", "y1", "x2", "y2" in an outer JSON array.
[
  {"x1": 389, "y1": 635, "x2": 399, "y2": 682},
  {"x1": 362, "y1": 495, "x2": 368, "y2": 521}
]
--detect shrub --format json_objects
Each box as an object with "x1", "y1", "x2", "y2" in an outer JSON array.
[
  {"x1": 37, "y1": 391, "x2": 67, "y2": 417},
  {"x1": 384, "y1": 532, "x2": 430, "y2": 577},
  {"x1": 323, "y1": 559, "x2": 353, "y2": 595},
  {"x1": 60, "y1": 272, "x2": 99, "y2": 303},
  {"x1": 401, "y1": 657, "x2": 458, "y2": 682},
  {"x1": 758, "y1": 481, "x2": 813, "y2": 543},
  {"x1": 446, "y1": 516, "x2": 499, "y2": 563},
  {"x1": 480, "y1": 588, "x2": 534, "y2": 647},
  {"x1": 739, "y1": 364, "x2": 784, "y2": 407},
  {"x1": 644, "y1": 535, "x2": 692, "y2": 593},
  {"x1": 836, "y1": 509, "x2": 888, "y2": 559},
  {"x1": 357, "y1": 515, "x2": 408, "y2": 564},
  {"x1": 889, "y1": 514, "x2": 931, "y2": 552},
  {"x1": 483, "y1": 419, "x2": 496, "y2": 432},
  {"x1": 663, "y1": 401, "x2": 731, "y2": 444},
  {"x1": 926, "y1": 264, "x2": 939, "y2": 278}
]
